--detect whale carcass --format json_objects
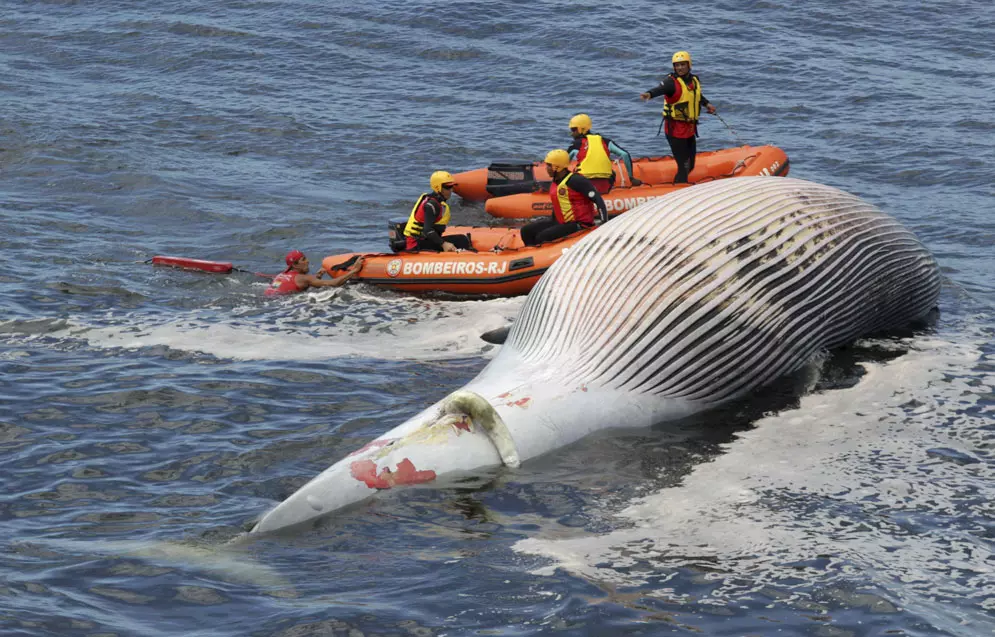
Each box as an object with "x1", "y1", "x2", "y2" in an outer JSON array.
[{"x1": 252, "y1": 176, "x2": 940, "y2": 533}]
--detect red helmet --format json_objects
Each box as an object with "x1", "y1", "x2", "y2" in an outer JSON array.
[{"x1": 285, "y1": 249, "x2": 305, "y2": 267}]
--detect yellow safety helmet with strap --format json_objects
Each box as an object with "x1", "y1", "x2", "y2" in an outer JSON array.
[
  {"x1": 672, "y1": 50, "x2": 691, "y2": 64},
  {"x1": 429, "y1": 170, "x2": 456, "y2": 194},
  {"x1": 544, "y1": 149, "x2": 571, "y2": 170},
  {"x1": 568, "y1": 113, "x2": 592, "y2": 134}
]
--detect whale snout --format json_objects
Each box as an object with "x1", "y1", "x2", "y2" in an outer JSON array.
[{"x1": 251, "y1": 391, "x2": 518, "y2": 533}]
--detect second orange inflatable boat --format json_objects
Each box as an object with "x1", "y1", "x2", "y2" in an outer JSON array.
[
  {"x1": 481, "y1": 145, "x2": 788, "y2": 219},
  {"x1": 451, "y1": 144, "x2": 788, "y2": 218}
]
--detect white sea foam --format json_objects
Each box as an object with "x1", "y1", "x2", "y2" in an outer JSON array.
[
  {"x1": 515, "y1": 329, "x2": 994, "y2": 626},
  {"x1": 58, "y1": 289, "x2": 522, "y2": 362}
]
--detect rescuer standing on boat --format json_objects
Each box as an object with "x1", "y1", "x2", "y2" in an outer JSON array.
[
  {"x1": 521, "y1": 149, "x2": 608, "y2": 246},
  {"x1": 566, "y1": 113, "x2": 642, "y2": 192},
  {"x1": 265, "y1": 250, "x2": 364, "y2": 296},
  {"x1": 402, "y1": 171, "x2": 473, "y2": 252},
  {"x1": 640, "y1": 50, "x2": 717, "y2": 184}
]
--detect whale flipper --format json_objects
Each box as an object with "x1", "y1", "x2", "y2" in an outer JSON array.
[{"x1": 480, "y1": 325, "x2": 511, "y2": 344}]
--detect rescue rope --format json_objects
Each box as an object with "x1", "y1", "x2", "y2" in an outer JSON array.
[
  {"x1": 729, "y1": 155, "x2": 756, "y2": 175},
  {"x1": 326, "y1": 254, "x2": 361, "y2": 272},
  {"x1": 492, "y1": 229, "x2": 518, "y2": 252},
  {"x1": 689, "y1": 154, "x2": 757, "y2": 185},
  {"x1": 712, "y1": 112, "x2": 745, "y2": 145}
]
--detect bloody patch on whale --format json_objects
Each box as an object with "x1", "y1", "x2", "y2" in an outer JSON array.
[{"x1": 350, "y1": 458, "x2": 437, "y2": 489}]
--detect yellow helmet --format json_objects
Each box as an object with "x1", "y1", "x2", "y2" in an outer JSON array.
[
  {"x1": 568, "y1": 113, "x2": 592, "y2": 134},
  {"x1": 544, "y1": 149, "x2": 570, "y2": 170},
  {"x1": 429, "y1": 170, "x2": 456, "y2": 193},
  {"x1": 672, "y1": 50, "x2": 691, "y2": 64}
]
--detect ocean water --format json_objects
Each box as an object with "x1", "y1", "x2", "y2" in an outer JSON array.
[{"x1": 1, "y1": 1, "x2": 993, "y2": 635}]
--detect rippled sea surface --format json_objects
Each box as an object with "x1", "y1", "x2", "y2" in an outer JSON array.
[{"x1": 2, "y1": 1, "x2": 994, "y2": 635}]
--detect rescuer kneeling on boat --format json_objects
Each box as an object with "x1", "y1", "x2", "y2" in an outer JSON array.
[
  {"x1": 521, "y1": 150, "x2": 608, "y2": 247},
  {"x1": 402, "y1": 171, "x2": 473, "y2": 253},
  {"x1": 640, "y1": 50, "x2": 717, "y2": 184},
  {"x1": 265, "y1": 250, "x2": 363, "y2": 296},
  {"x1": 567, "y1": 113, "x2": 641, "y2": 192}
]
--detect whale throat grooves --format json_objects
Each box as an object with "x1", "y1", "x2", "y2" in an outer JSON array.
[{"x1": 505, "y1": 177, "x2": 941, "y2": 407}]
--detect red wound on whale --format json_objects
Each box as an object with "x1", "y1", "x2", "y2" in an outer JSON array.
[
  {"x1": 451, "y1": 415, "x2": 471, "y2": 432},
  {"x1": 350, "y1": 458, "x2": 437, "y2": 489}
]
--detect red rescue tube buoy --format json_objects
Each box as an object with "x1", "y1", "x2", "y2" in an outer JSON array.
[{"x1": 151, "y1": 255, "x2": 234, "y2": 274}]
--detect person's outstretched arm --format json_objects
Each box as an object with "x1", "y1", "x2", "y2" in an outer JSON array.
[
  {"x1": 640, "y1": 76, "x2": 676, "y2": 101},
  {"x1": 306, "y1": 258, "x2": 365, "y2": 289}
]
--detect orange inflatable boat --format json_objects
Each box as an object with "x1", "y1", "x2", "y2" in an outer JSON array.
[
  {"x1": 481, "y1": 144, "x2": 788, "y2": 219},
  {"x1": 321, "y1": 223, "x2": 592, "y2": 297},
  {"x1": 451, "y1": 145, "x2": 788, "y2": 216}
]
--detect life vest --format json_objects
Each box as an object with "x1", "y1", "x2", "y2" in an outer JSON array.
[
  {"x1": 403, "y1": 193, "x2": 451, "y2": 249},
  {"x1": 265, "y1": 271, "x2": 304, "y2": 296},
  {"x1": 663, "y1": 74, "x2": 702, "y2": 123},
  {"x1": 575, "y1": 134, "x2": 613, "y2": 179},
  {"x1": 550, "y1": 173, "x2": 596, "y2": 226}
]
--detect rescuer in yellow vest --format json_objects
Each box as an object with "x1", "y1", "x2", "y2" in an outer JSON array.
[
  {"x1": 640, "y1": 51, "x2": 717, "y2": 184},
  {"x1": 566, "y1": 113, "x2": 642, "y2": 192},
  {"x1": 402, "y1": 171, "x2": 473, "y2": 252},
  {"x1": 521, "y1": 149, "x2": 608, "y2": 246}
]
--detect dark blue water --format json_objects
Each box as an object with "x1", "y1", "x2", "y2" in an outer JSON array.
[{"x1": 2, "y1": 1, "x2": 993, "y2": 635}]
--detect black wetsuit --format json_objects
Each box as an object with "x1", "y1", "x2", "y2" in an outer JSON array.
[
  {"x1": 407, "y1": 196, "x2": 472, "y2": 252},
  {"x1": 520, "y1": 173, "x2": 608, "y2": 246}
]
